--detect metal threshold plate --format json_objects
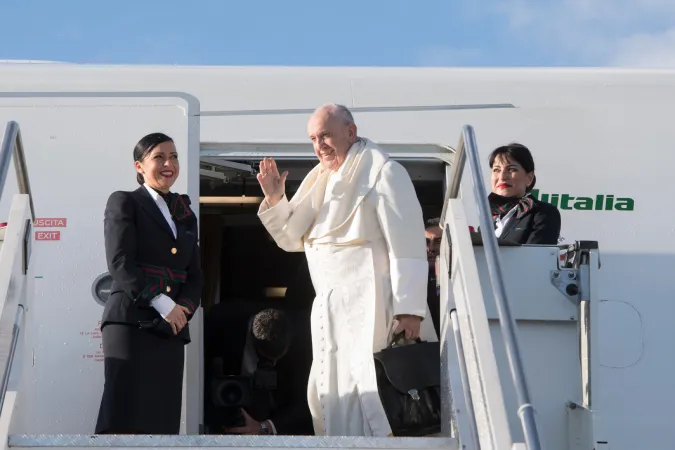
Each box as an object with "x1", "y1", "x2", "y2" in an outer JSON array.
[{"x1": 9, "y1": 434, "x2": 456, "y2": 449}]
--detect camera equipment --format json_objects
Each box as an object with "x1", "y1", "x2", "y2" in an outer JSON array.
[
  {"x1": 208, "y1": 358, "x2": 278, "y2": 430},
  {"x1": 205, "y1": 309, "x2": 290, "y2": 433},
  {"x1": 211, "y1": 361, "x2": 278, "y2": 406},
  {"x1": 211, "y1": 376, "x2": 252, "y2": 409}
]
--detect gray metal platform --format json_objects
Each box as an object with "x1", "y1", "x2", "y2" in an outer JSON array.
[{"x1": 8, "y1": 435, "x2": 457, "y2": 450}]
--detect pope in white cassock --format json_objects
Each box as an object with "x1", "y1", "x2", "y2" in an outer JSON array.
[{"x1": 256, "y1": 104, "x2": 437, "y2": 437}]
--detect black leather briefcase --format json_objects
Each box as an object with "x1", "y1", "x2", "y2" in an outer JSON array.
[{"x1": 373, "y1": 332, "x2": 441, "y2": 437}]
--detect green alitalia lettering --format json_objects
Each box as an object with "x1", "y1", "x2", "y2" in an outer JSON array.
[
  {"x1": 530, "y1": 189, "x2": 634, "y2": 211},
  {"x1": 574, "y1": 197, "x2": 593, "y2": 210}
]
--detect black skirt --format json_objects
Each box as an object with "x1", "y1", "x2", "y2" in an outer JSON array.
[{"x1": 95, "y1": 324, "x2": 185, "y2": 434}]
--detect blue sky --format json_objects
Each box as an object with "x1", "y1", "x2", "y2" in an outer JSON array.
[{"x1": 1, "y1": 0, "x2": 675, "y2": 67}]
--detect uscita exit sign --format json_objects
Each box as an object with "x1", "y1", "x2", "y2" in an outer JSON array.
[
  {"x1": 35, "y1": 231, "x2": 60, "y2": 241},
  {"x1": 34, "y1": 218, "x2": 67, "y2": 228}
]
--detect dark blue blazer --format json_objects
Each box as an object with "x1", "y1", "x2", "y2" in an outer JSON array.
[
  {"x1": 498, "y1": 198, "x2": 561, "y2": 245},
  {"x1": 101, "y1": 186, "x2": 203, "y2": 343}
]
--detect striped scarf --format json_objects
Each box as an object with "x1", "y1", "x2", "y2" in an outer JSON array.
[
  {"x1": 489, "y1": 192, "x2": 535, "y2": 221},
  {"x1": 154, "y1": 189, "x2": 195, "y2": 223}
]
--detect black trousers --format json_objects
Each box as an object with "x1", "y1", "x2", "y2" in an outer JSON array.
[{"x1": 95, "y1": 324, "x2": 185, "y2": 434}]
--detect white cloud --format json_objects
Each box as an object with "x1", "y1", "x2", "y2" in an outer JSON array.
[
  {"x1": 489, "y1": 0, "x2": 675, "y2": 66},
  {"x1": 612, "y1": 28, "x2": 675, "y2": 66}
]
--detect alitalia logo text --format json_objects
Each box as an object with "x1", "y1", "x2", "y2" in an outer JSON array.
[{"x1": 530, "y1": 189, "x2": 634, "y2": 211}]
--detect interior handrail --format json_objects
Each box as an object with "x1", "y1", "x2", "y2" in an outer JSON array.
[
  {"x1": 448, "y1": 125, "x2": 543, "y2": 449},
  {"x1": 440, "y1": 131, "x2": 466, "y2": 224},
  {"x1": 0, "y1": 121, "x2": 35, "y2": 219}
]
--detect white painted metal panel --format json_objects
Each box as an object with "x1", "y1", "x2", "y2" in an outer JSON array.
[
  {"x1": 471, "y1": 245, "x2": 587, "y2": 450},
  {"x1": 476, "y1": 246, "x2": 578, "y2": 322}
]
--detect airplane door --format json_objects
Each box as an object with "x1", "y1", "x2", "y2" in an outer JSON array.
[{"x1": 0, "y1": 92, "x2": 202, "y2": 434}]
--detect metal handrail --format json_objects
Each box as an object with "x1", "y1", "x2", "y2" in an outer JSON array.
[
  {"x1": 0, "y1": 304, "x2": 25, "y2": 415},
  {"x1": 446, "y1": 125, "x2": 542, "y2": 449},
  {"x1": 0, "y1": 120, "x2": 33, "y2": 420},
  {"x1": 0, "y1": 121, "x2": 35, "y2": 219},
  {"x1": 448, "y1": 307, "x2": 480, "y2": 449}
]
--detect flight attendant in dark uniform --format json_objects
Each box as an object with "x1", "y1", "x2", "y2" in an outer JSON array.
[
  {"x1": 488, "y1": 143, "x2": 561, "y2": 245},
  {"x1": 95, "y1": 132, "x2": 204, "y2": 434}
]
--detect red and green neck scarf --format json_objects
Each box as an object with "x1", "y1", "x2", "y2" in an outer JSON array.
[
  {"x1": 153, "y1": 188, "x2": 195, "y2": 223},
  {"x1": 488, "y1": 192, "x2": 534, "y2": 221}
]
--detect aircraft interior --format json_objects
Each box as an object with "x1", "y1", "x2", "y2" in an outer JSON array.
[{"x1": 198, "y1": 156, "x2": 445, "y2": 435}]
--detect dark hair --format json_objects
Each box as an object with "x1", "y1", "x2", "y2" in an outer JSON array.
[
  {"x1": 133, "y1": 132, "x2": 174, "y2": 185},
  {"x1": 426, "y1": 217, "x2": 441, "y2": 227},
  {"x1": 488, "y1": 143, "x2": 536, "y2": 193},
  {"x1": 251, "y1": 309, "x2": 292, "y2": 361}
]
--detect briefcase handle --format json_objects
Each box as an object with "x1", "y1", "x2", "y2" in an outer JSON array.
[{"x1": 389, "y1": 331, "x2": 423, "y2": 349}]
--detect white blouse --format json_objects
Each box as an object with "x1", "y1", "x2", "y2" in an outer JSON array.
[
  {"x1": 494, "y1": 205, "x2": 518, "y2": 238},
  {"x1": 142, "y1": 183, "x2": 178, "y2": 318}
]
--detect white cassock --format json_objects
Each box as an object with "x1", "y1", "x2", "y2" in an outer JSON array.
[{"x1": 258, "y1": 137, "x2": 437, "y2": 437}]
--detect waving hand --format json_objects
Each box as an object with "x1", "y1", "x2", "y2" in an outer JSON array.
[{"x1": 257, "y1": 157, "x2": 289, "y2": 207}]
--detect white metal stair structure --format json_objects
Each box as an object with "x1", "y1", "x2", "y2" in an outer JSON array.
[
  {"x1": 0, "y1": 121, "x2": 36, "y2": 450},
  {"x1": 439, "y1": 126, "x2": 601, "y2": 450},
  {"x1": 0, "y1": 124, "x2": 601, "y2": 450}
]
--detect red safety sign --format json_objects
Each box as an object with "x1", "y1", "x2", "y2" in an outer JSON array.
[
  {"x1": 34, "y1": 218, "x2": 67, "y2": 228},
  {"x1": 35, "y1": 231, "x2": 61, "y2": 241}
]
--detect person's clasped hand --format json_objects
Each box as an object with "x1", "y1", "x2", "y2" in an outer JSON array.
[{"x1": 165, "y1": 305, "x2": 191, "y2": 335}]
